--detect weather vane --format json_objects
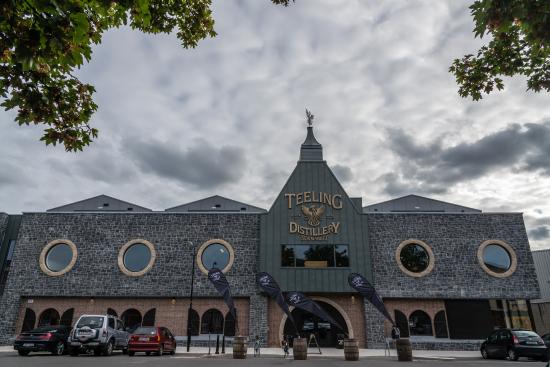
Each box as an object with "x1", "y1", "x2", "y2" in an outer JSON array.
[{"x1": 305, "y1": 108, "x2": 314, "y2": 126}]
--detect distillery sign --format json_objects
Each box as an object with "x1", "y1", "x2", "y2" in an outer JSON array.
[{"x1": 285, "y1": 191, "x2": 342, "y2": 240}]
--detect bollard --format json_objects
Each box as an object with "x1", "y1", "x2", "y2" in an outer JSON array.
[
  {"x1": 222, "y1": 334, "x2": 225, "y2": 354},
  {"x1": 215, "y1": 334, "x2": 220, "y2": 354}
]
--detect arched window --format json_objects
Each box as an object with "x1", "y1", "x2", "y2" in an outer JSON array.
[
  {"x1": 409, "y1": 310, "x2": 432, "y2": 336},
  {"x1": 121, "y1": 309, "x2": 142, "y2": 333},
  {"x1": 224, "y1": 312, "x2": 236, "y2": 336},
  {"x1": 60, "y1": 308, "x2": 74, "y2": 327},
  {"x1": 107, "y1": 308, "x2": 118, "y2": 317},
  {"x1": 394, "y1": 310, "x2": 409, "y2": 337},
  {"x1": 189, "y1": 309, "x2": 199, "y2": 336},
  {"x1": 38, "y1": 308, "x2": 60, "y2": 327},
  {"x1": 143, "y1": 308, "x2": 156, "y2": 327},
  {"x1": 21, "y1": 308, "x2": 36, "y2": 332},
  {"x1": 434, "y1": 310, "x2": 448, "y2": 338},
  {"x1": 201, "y1": 309, "x2": 224, "y2": 334}
]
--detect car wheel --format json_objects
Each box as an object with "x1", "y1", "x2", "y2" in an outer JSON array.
[
  {"x1": 145, "y1": 352, "x2": 151, "y2": 356},
  {"x1": 94, "y1": 348, "x2": 102, "y2": 356},
  {"x1": 508, "y1": 348, "x2": 519, "y2": 361},
  {"x1": 157, "y1": 345, "x2": 164, "y2": 356},
  {"x1": 170, "y1": 348, "x2": 175, "y2": 356},
  {"x1": 481, "y1": 347, "x2": 488, "y2": 359},
  {"x1": 52, "y1": 341, "x2": 65, "y2": 356},
  {"x1": 69, "y1": 347, "x2": 79, "y2": 356},
  {"x1": 122, "y1": 348, "x2": 128, "y2": 355},
  {"x1": 128, "y1": 351, "x2": 135, "y2": 356},
  {"x1": 17, "y1": 350, "x2": 30, "y2": 356},
  {"x1": 103, "y1": 340, "x2": 114, "y2": 356}
]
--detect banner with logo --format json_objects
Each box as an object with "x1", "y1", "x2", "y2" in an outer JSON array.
[
  {"x1": 348, "y1": 272, "x2": 394, "y2": 324},
  {"x1": 286, "y1": 291, "x2": 347, "y2": 335},
  {"x1": 256, "y1": 272, "x2": 298, "y2": 334},
  {"x1": 208, "y1": 268, "x2": 238, "y2": 332}
]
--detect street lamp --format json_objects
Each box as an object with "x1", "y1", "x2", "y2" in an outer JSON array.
[{"x1": 186, "y1": 242, "x2": 196, "y2": 352}]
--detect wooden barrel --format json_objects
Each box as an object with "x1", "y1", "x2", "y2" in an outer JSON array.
[
  {"x1": 344, "y1": 338, "x2": 359, "y2": 361},
  {"x1": 293, "y1": 337, "x2": 307, "y2": 360},
  {"x1": 232, "y1": 336, "x2": 248, "y2": 359},
  {"x1": 396, "y1": 338, "x2": 412, "y2": 361}
]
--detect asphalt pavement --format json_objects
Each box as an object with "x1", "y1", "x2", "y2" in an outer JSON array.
[{"x1": 0, "y1": 351, "x2": 548, "y2": 367}]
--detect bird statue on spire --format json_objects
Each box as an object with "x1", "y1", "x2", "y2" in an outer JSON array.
[{"x1": 305, "y1": 109, "x2": 314, "y2": 127}]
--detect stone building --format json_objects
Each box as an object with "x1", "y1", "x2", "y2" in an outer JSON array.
[{"x1": 0, "y1": 125, "x2": 541, "y2": 350}]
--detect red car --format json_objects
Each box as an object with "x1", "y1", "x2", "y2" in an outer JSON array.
[{"x1": 128, "y1": 327, "x2": 176, "y2": 356}]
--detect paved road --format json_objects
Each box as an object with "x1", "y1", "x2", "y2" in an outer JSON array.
[{"x1": 0, "y1": 352, "x2": 548, "y2": 367}]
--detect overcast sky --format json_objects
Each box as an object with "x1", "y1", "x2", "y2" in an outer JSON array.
[{"x1": 1, "y1": 1, "x2": 550, "y2": 250}]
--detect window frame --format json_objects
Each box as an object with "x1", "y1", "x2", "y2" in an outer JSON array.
[
  {"x1": 280, "y1": 244, "x2": 350, "y2": 268},
  {"x1": 39, "y1": 239, "x2": 78, "y2": 276},
  {"x1": 395, "y1": 239, "x2": 435, "y2": 278},
  {"x1": 477, "y1": 240, "x2": 517, "y2": 278},
  {"x1": 118, "y1": 239, "x2": 157, "y2": 277},
  {"x1": 196, "y1": 239, "x2": 235, "y2": 275}
]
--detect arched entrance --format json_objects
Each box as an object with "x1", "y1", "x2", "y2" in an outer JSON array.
[{"x1": 282, "y1": 300, "x2": 349, "y2": 348}]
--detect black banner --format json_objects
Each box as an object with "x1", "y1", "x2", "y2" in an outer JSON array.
[
  {"x1": 256, "y1": 272, "x2": 299, "y2": 335},
  {"x1": 208, "y1": 268, "x2": 238, "y2": 332},
  {"x1": 348, "y1": 272, "x2": 394, "y2": 324},
  {"x1": 286, "y1": 291, "x2": 347, "y2": 335}
]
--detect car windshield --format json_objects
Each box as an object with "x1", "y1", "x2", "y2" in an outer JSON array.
[
  {"x1": 76, "y1": 316, "x2": 104, "y2": 329},
  {"x1": 132, "y1": 327, "x2": 157, "y2": 335},
  {"x1": 513, "y1": 331, "x2": 539, "y2": 338},
  {"x1": 28, "y1": 326, "x2": 63, "y2": 333}
]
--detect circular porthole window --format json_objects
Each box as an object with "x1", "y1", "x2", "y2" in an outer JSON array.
[
  {"x1": 197, "y1": 239, "x2": 235, "y2": 275},
  {"x1": 395, "y1": 239, "x2": 435, "y2": 277},
  {"x1": 39, "y1": 240, "x2": 78, "y2": 276},
  {"x1": 118, "y1": 239, "x2": 156, "y2": 276},
  {"x1": 477, "y1": 240, "x2": 517, "y2": 278}
]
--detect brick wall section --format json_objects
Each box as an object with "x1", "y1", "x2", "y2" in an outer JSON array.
[
  {"x1": 14, "y1": 297, "x2": 250, "y2": 337},
  {"x1": 382, "y1": 299, "x2": 446, "y2": 337},
  {"x1": 0, "y1": 212, "x2": 263, "y2": 343},
  {"x1": 266, "y1": 294, "x2": 366, "y2": 348},
  {"x1": 367, "y1": 213, "x2": 540, "y2": 299}
]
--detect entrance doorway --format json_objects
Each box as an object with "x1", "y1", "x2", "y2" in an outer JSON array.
[{"x1": 282, "y1": 300, "x2": 349, "y2": 348}]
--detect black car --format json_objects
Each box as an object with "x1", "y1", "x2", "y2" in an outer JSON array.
[
  {"x1": 481, "y1": 329, "x2": 548, "y2": 361},
  {"x1": 14, "y1": 325, "x2": 71, "y2": 356}
]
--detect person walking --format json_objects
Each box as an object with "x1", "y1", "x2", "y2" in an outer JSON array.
[
  {"x1": 282, "y1": 338, "x2": 289, "y2": 359},
  {"x1": 254, "y1": 335, "x2": 261, "y2": 357}
]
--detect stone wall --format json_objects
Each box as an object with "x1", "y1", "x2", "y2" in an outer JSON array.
[
  {"x1": 367, "y1": 213, "x2": 540, "y2": 299},
  {"x1": 0, "y1": 212, "x2": 264, "y2": 343}
]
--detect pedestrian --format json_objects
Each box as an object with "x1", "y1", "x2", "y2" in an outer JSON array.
[
  {"x1": 254, "y1": 335, "x2": 261, "y2": 357},
  {"x1": 282, "y1": 338, "x2": 289, "y2": 359}
]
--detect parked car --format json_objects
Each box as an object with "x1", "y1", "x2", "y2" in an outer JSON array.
[
  {"x1": 14, "y1": 325, "x2": 71, "y2": 356},
  {"x1": 68, "y1": 314, "x2": 129, "y2": 356},
  {"x1": 481, "y1": 329, "x2": 548, "y2": 361},
  {"x1": 127, "y1": 326, "x2": 176, "y2": 356},
  {"x1": 542, "y1": 334, "x2": 550, "y2": 360}
]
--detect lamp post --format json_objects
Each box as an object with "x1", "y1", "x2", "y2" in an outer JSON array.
[{"x1": 186, "y1": 242, "x2": 196, "y2": 352}]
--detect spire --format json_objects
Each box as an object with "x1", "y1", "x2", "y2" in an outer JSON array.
[{"x1": 299, "y1": 109, "x2": 323, "y2": 161}]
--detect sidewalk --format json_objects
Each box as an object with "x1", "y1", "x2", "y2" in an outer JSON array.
[{"x1": 0, "y1": 345, "x2": 481, "y2": 359}]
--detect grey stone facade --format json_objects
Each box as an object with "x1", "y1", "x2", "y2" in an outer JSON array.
[
  {"x1": 0, "y1": 212, "x2": 265, "y2": 343},
  {"x1": 0, "y1": 213, "x2": 8, "y2": 245},
  {"x1": 367, "y1": 213, "x2": 540, "y2": 299}
]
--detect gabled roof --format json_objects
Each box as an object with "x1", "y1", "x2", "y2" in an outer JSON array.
[
  {"x1": 165, "y1": 195, "x2": 266, "y2": 213},
  {"x1": 47, "y1": 195, "x2": 152, "y2": 212},
  {"x1": 363, "y1": 194, "x2": 481, "y2": 213}
]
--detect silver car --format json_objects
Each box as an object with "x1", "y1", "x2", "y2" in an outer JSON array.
[{"x1": 68, "y1": 315, "x2": 129, "y2": 356}]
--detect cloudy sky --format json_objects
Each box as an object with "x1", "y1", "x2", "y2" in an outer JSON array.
[{"x1": 1, "y1": 1, "x2": 550, "y2": 250}]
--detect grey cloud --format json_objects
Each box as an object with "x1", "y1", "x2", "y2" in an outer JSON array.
[
  {"x1": 331, "y1": 164, "x2": 353, "y2": 183},
  {"x1": 126, "y1": 139, "x2": 247, "y2": 189},
  {"x1": 529, "y1": 226, "x2": 550, "y2": 241},
  {"x1": 379, "y1": 122, "x2": 550, "y2": 195}
]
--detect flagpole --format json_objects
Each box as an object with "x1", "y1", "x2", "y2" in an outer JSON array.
[{"x1": 186, "y1": 242, "x2": 195, "y2": 352}]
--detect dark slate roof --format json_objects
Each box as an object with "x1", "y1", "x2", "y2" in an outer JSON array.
[
  {"x1": 47, "y1": 195, "x2": 152, "y2": 212},
  {"x1": 299, "y1": 126, "x2": 323, "y2": 161},
  {"x1": 165, "y1": 195, "x2": 266, "y2": 213},
  {"x1": 363, "y1": 194, "x2": 481, "y2": 213},
  {"x1": 532, "y1": 249, "x2": 550, "y2": 303}
]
